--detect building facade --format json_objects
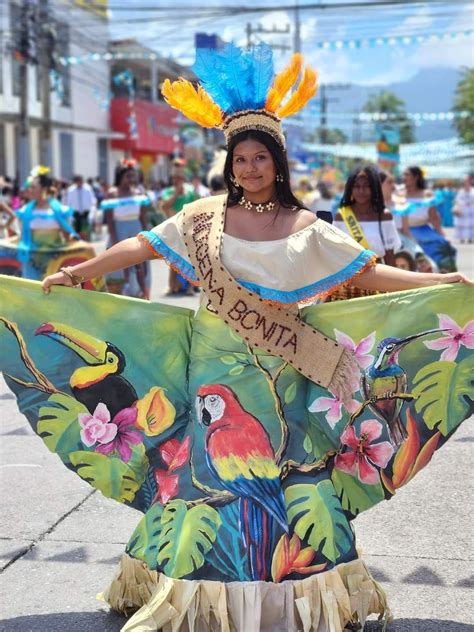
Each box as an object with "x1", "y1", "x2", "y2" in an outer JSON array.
[{"x1": 0, "y1": 0, "x2": 117, "y2": 183}]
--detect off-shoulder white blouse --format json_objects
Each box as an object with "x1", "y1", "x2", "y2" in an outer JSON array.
[{"x1": 139, "y1": 201, "x2": 376, "y2": 306}]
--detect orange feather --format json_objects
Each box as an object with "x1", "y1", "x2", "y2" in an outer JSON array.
[
  {"x1": 276, "y1": 67, "x2": 318, "y2": 119},
  {"x1": 265, "y1": 53, "x2": 303, "y2": 113},
  {"x1": 161, "y1": 78, "x2": 224, "y2": 128}
]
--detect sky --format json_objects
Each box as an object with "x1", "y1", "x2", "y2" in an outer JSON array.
[{"x1": 109, "y1": 0, "x2": 474, "y2": 86}]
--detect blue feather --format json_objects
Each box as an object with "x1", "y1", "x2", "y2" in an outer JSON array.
[
  {"x1": 248, "y1": 43, "x2": 274, "y2": 108},
  {"x1": 193, "y1": 43, "x2": 275, "y2": 114},
  {"x1": 193, "y1": 48, "x2": 234, "y2": 113}
]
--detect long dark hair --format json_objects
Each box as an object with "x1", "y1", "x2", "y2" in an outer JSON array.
[
  {"x1": 223, "y1": 130, "x2": 306, "y2": 210},
  {"x1": 36, "y1": 174, "x2": 53, "y2": 190},
  {"x1": 378, "y1": 170, "x2": 390, "y2": 184},
  {"x1": 114, "y1": 165, "x2": 135, "y2": 188},
  {"x1": 407, "y1": 165, "x2": 426, "y2": 190},
  {"x1": 340, "y1": 165, "x2": 386, "y2": 246}
]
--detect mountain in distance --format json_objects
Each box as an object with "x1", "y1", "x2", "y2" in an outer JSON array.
[{"x1": 323, "y1": 67, "x2": 462, "y2": 143}]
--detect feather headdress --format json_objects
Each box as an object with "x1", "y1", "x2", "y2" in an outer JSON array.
[{"x1": 162, "y1": 43, "x2": 318, "y2": 148}]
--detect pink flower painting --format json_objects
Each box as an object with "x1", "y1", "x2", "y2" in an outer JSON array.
[
  {"x1": 78, "y1": 403, "x2": 117, "y2": 447},
  {"x1": 423, "y1": 315, "x2": 474, "y2": 362},
  {"x1": 95, "y1": 407, "x2": 142, "y2": 463},
  {"x1": 335, "y1": 419, "x2": 394, "y2": 485},
  {"x1": 308, "y1": 395, "x2": 360, "y2": 429},
  {"x1": 334, "y1": 330, "x2": 376, "y2": 370}
]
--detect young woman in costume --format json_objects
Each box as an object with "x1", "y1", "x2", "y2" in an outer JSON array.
[
  {"x1": 395, "y1": 166, "x2": 457, "y2": 272},
  {"x1": 14, "y1": 45, "x2": 472, "y2": 631},
  {"x1": 329, "y1": 167, "x2": 401, "y2": 301},
  {"x1": 454, "y1": 173, "x2": 474, "y2": 244},
  {"x1": 100, "y1": 160, "x2": 151, "y2": 298},
  {"x1": 0, "y1": 167, "x2": 105, "y2": 288}
]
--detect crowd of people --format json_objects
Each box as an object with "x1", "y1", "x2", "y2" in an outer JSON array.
[{"x1": 0, "y1": 158, "x2": 471, "y2": 299}]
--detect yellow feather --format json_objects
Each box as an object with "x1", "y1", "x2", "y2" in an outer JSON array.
[
  {"x1": 276, "y1": 67, "x2": 318, "y2": 119},
  {"x1": 161, "y1": 78, "x2": 224, "y2": 128},
  {"x1": 265, "y1": 54, "x2": 303, "y2": 113}
]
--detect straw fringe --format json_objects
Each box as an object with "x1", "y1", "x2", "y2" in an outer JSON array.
[{"x1": 100, "y1": 554, "x2": 391, "y2": 632}]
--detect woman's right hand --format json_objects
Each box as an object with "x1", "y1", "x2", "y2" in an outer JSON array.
[{"x1": 42, "y1": 270, "x2": 75, "y2": 294}]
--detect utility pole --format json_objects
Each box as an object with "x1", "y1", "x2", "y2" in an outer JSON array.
[
  {"x1": 16, "y1": 0, "x2": 38, "y2": 184},
  {"x1": 38, "y1": 0, "x2": 54, "y2": 167},
  {"x1": 245, "y1": 23, "x2": 291, "y2": 52},
  {"x1": 294, "y1": 1, "x2": 301, "y2": 54},
  {"x1": 318, "y1": 83, "x2": 351, "y2": 144}
]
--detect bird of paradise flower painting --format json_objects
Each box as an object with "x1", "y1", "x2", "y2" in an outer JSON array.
[{"x1": 0, "y1": 276, "x2": 472, "y2": 583}]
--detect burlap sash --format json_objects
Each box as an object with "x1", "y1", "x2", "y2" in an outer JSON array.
[
  {"x1": 182, "y1": 195, "x2": 353, "y2": 394},
  {"x1": 339, "y1": 206, "x2": 370, "y2": 250}
]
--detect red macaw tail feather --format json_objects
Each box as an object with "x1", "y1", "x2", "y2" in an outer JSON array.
[{"x1": 240, "y1": 498, "x2": 272, "y2": 581}]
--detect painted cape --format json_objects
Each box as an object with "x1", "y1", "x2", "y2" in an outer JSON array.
[{"x1": 0, "y1": 276, "x2": 472, "y2": 631}]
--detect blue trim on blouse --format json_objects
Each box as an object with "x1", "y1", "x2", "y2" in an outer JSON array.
[
  {"x1": 101, "y1": 195, "x2": 151, "y2": 210},
  {"x1": 235, "y1": 249, "x2": 376, "y2": 303},
  {"x1": 139, "y1": 230, "x2": 376, "y2": 303},
  {"x1": 392, "y1": 197, "x2": 437, "y2": 216},
  {"x1": 140, "y1": 230, "x2": 198, "y2": 282}
]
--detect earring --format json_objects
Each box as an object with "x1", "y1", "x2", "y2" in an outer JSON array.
[
  {"x1": 276, "y1": 174, "x2": 284, "y2": 183},
  {"x1": 230, "y1": 175, "x2": 239, "y2": 186}
]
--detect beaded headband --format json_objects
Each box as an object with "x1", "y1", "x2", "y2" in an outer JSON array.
[{"x1": 162, "y1": 43, "x2": 318, "y2": 149}]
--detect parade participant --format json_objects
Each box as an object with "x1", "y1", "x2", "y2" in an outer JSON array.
[
  {"x1": 328, "y1": 166, "x2": 401, "y2": 301},
  {"x1": 453, "y1": 174, "x2": 474, "y2": 244},
  {"x1": 65, "y1": 174, "x2": 97, "y2": 240},
  {"x1": 379, "y1": 169, "x2": 428, "y2": 261},
  {"x1": 100, "y1": 159, "x2": 151, "y2": 298},
  {"x1": 335, "y1": 166, "x2": 401, "y2": 266},
  {"x1": 315, "y1": 181, "x2": 334, "y2": 214},
  {"x1": 5, "y1": 44, "x2": 472, "y2": 632},
  {"x1": 394, "y1": 250, "x2": 416, "y2": 272},
  {"x1": 395, "y1": 166, "x2": 457, "y2": 272},
  {"x1": 0, "y1": 166, "x2": 104, "y2": 288},
  {"x1": 160, "y1": 158, "x2": 199, "y2": 294}
]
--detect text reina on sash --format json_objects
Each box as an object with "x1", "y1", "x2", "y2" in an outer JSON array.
[{"x1": 191, "y1": 212, "x2": 298, "y2": 354}]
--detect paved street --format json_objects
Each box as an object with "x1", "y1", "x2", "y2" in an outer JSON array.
[{"x1": 0, "y1": 237, "x2": 472, "y2": 631}]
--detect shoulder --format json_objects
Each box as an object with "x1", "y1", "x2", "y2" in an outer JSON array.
[
  {"x1": 107, "y1": 187, "x2": 118, "y2": 199},
  {"x1": 292, "y1": 208, "x2": 319, "y2": 231},
  {"x1": 381, "y1": 209, "x2": 393, "y2": 221},
  {"x1": 335, "y1": 211, "x2": 343, "y2": 221}
]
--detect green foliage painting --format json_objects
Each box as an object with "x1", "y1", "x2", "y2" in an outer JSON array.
[{"x1": 0, "y1": 276, "x2": 472, "y2": 582}]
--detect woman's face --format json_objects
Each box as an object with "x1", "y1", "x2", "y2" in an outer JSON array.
[
  {"x1": 403, "y1": 170, "x2": 417, "y2": 189},
  {"x1": 395, "y1": 255, "x2": 410, "y2": 271},
  {"x1": 120, "y1": 169, "x2": 136, "y2": 188},
  {"x1": 416, "y1": 256, "x2": 432, "y2": 273},
  {"x1": 29, "y1": 178, "x2": 44, "y2": 202},
  {"x1": 351, "y1": 174, "x2": 371, "y2": 205},
  {"x1": 232, "y1": 139, "x2": 277, "y2": 197},
  {"x1": 381, "y1": 176, "x2": 395, "y2": 199}
]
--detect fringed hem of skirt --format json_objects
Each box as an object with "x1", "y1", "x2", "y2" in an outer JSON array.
[{"x1": 98, "y1": 554, "x2": 392, "y2": 632}]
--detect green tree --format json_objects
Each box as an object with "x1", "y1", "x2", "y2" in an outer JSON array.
[
  {"x1": 363, "y1": 91, "x2": 414, "y2": 144},
  {"x1": 306, "y1": 127, "x2": 348, "y2": 144},
  {"x1": 452, "y1": 67, "x2": 474, "y2": 144}
]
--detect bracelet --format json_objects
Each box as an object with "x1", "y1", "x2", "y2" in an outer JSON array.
[{"x1": 60, "y1": 267, "x2": 85, "y2": 287}]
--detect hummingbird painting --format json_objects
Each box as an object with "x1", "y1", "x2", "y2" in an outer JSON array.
[{"x1": 361, "y1": 329, "x2": 444, "y2": 447}]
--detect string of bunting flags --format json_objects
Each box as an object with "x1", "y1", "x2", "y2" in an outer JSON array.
[
  {"x1": 57, "y1": 29, "x2": 473, "y2": 66},
  {"x1": 316, "y1": 29, "x2": 473, "y2": 50},
  {"x1": 301, "y1": 111, "x2": 473, "y2": 122}
]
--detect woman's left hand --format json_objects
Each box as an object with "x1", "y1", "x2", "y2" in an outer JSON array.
[{"x1": 442, "y1": 272, "x2": 474, "y2": 287}]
